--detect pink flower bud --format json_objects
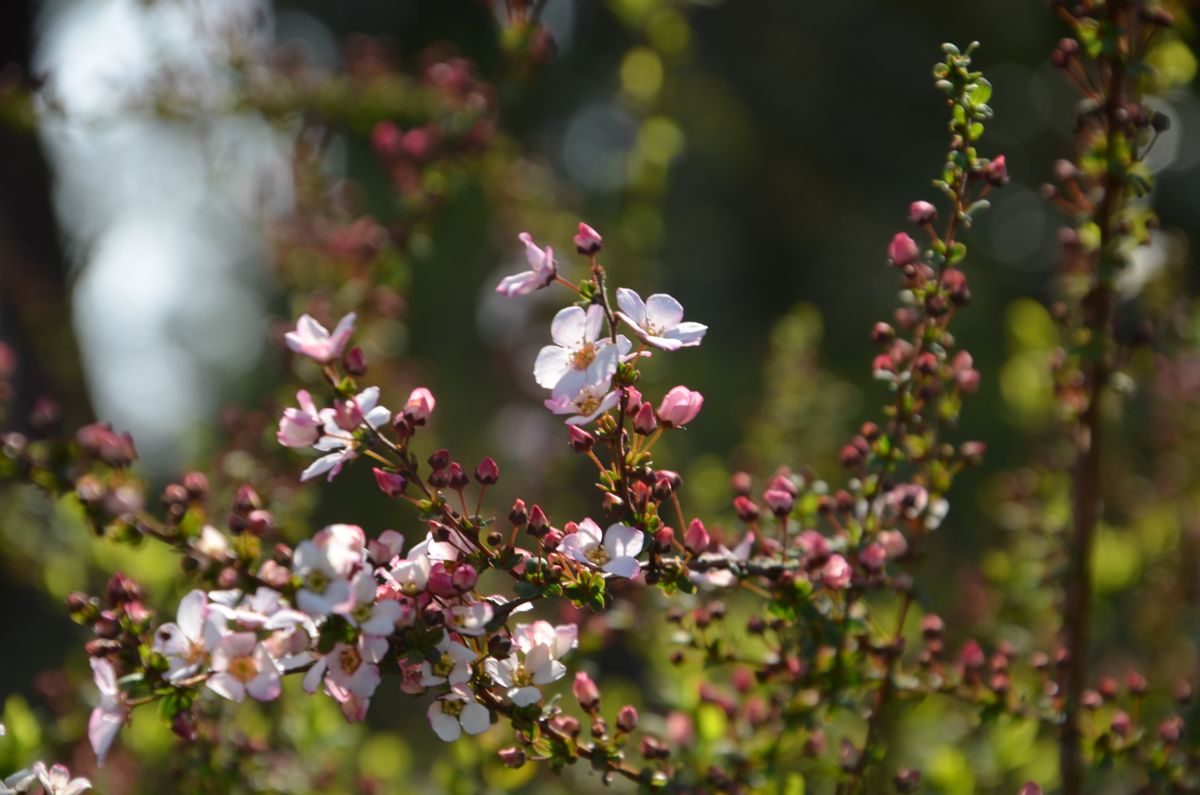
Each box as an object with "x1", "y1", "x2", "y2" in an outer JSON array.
[
  {"x1": 797, "y1": 530, "x2": 830, "y2": 563},
  {"x1": 878, "y1": 530, "x2": 908, "y2": 559},
  {"x1": 372, "y1": 121, "x2": 402, "y2": 158},
  {"x1": 373, "y1": 467, "x2": 408, "y2": 498},
  {"x1": 498, "y1": 747, "x2": 526, "y2": 768},
  {"x1": 762, "y1": 488, "x2": 794, "y2": 517},
  {"x1": 888, "y1": 232, "x2": 920, "y2": 267},
  {"x1": 1019, "y1": 784, "x2": 1043, "y2": 795},
  {"x1": 657, "y1": 386, "x2": 704, "y2": 428},
  {"x1": 574, "y1": 222, "x2": 603, "y2": 255},
  {"x1": 474, "y1": 456, "x2": 500, "y2": 485},
  {"x1": 683, "y1": 519, "x2": 710, "y2": 554},
  {"x1": 568, "y1": 425, "x2": 595, "y2": 452},
  {"x1": 633, "y1": 402, "x2": 658, "y2": 435},
  {"x1": 573, "y1": 671, "x2": 600, "y2": 710},
  {"x1": 452, "y1": 564, "x2": 479, "y2": 592},
  {"x1": 334, "y1": 397, "x2": 364, "y2": 431},
  {"x1": 624, "y1": 386, "x2": 644, "y2": 414},
  {"x1": 404, "y1": 387, "x2": 436, "y2": 425},
  {"x1": 527, "y1": 504, "x2": 549, "y2": 537},
  {"x1": 822, "y1": 554, "x2": 851, "y2": 589},
  {"x1": 908, "y1": 200, "x2": 937, "y2": 225},
  {"x1": 733, "y1": 495, "x2": 760, "y2": 522},
  {"x1": 985, "y1": 154, "x2": 1008, "y2": 185},
  {"x1": 343, "y1": 345, "x2": 368, "y2": 376},
  {"x1": 654, "y1": 526, "x2": 676, "y2": 551},
  {"x1": 860, "y1": 542, "x2": 887, "y2": 571},
  {"x1": 617, "y1": 705, "x2": 639, "y2": 732}
]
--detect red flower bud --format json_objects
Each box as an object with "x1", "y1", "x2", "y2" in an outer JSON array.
[
  {"x1": 373, "y1": 468, "x2": 408, "y2": 498},
  {"x1": 633, "y1": 402, "x2": 658, "y2": 435},
  {"x1": 888, "y1": 232, "x2": 920, "y2": 267},
  {"x1": 683, "y1": 519, "x2": 710, "y2": 554},
  {"x1": 908, "y1": 200, "x2": 937, "y2": 225},
  {"x1": 474, "y1": 457, "x2": 500, "y2": 485},
  {"x1": 568, "y1": 425, "x2": 595, "y2": 452},
  {"x1": 617, "y1": 705, "x2": 639, "y2": 732}
]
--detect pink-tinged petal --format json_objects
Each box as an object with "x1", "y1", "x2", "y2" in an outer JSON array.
[
  {"x1": 460, "y1": 702, "x2": 491, "y2": 735},
  {"x1": 88, "y1": 705, "x2": 124, "y2": 767},
  {"x1": 644, "y1": 293, "x2": 685, "y2": 330},
  {"x1": 361, "y1": 601, "x2": 403, "y2": 636},
  {"x1": 564, "y1": 390, "x2": 620, "y2": 426},
  {"x1": 428, "y1": 704, "x2": 462, "y2": 742},
  {"x1": 300, "y1": 452, "x2": 342, "y2": 482},
  {"x1": 518, "y1": 232, "x2": 544, "y2": 270},
  {"x1": 636, "y1": 331, "x2": 684, "y2": 352},
  {"x1": 361, "y1": 635, "x2": 389, "y2": 664},
  {"x1": 328, "y1": 312, "x2": 357, "y2": 356},
  {"x1": 91, "y1": 658, "x2": 117, "y2": 697},
  {"x1": 296, "y1": 389, "x2": 318, "y2": 415},
  {"x1": 554, "y1": 624, "x2": 578, "y2": 657},
  {"x1": 355, "y1": 386, "x2": 380, "y2": 414},
  {"x1": 557, "y1": 534, "x2": 591, "y2": 564},
  {"x1": 603, "y1": 556, "x2": 642, "y2": 579},
  {"x1": 246, "y1": 666, "x2": 282, "y2": 702},
  {"x1": 152, "y1": 623, "x2": 187, "y2": 656},
  {"x1": 583, "y1": 304, "x2": 606, "y2": 341},
  {"x1": 550, "y1": 306, "x2": 588, "y2": 348},
  {"x1": 495, "y1": 271, "x2": 540, "y2": 297},
  {"x1": 364, "y1": 406, "x2": 391, "y2": 429},
  {"x1": 206, "y1": 672, "x2": 245, "y2": 702},
  {"x1": 176, "y1": 590, "x2": 209, "y2": 642},
  {"x1": 615, "y1": 288, "x2": 646, "y2": 326},
  {"x1": 605, "y1": 523, "x2": 643, "y2": 558},
  {"x1": 511, "y1": 686, "x2": 542, "y2": 706},
  {"x1": 63, "y1": 778, "x2": 94, "y2": 795},
  {"x1": 662, "y1": 321, "x2": 707, "y2": 347},
  {"x1": 576, "y1": 518, "x2": 604, "y2": 547},
  {"x1": 302, "y1": 658, "x2": 326, "y2": 694},
  {"x1": 534, "y1": 346, "x2": 573, "y2": 390}
]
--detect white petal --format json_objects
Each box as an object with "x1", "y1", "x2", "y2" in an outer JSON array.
[
  {"x1": 177, "y1": 590, "x2": 209, "y2": 641},
  {"x1": 460, "y1": 702, "x2": 491, "y2": 735},
  {"x1": 550, "y1": 306, "x2": 588, "y2": 348},
  {"x1": 605, "y1": 523, "x2": 644, "y2": 558},
  {"x1": 603, "y1": 556, "x2": 642, "y2": 579},
  {"x1": 615, "y1": 288, "x2": 646, "y2": 326},
  {"x1": 663, "y1": 321, "x2": 707, "y2": 347},
  {"x1": 511, "y1": 686, "x2": 542, "y2": 707},
  {"x1": 534, "y1": 346, "x2": 573, "y2": 390},
  {"x1": 429, "y1": 706, "x2": 462, "y2": 742},
  {"x1": 206, "y1": 673, "x2": 245, "y2": 702},
  {"x1": 644, "y1": 293, "x2": 685, "y2": 330}
]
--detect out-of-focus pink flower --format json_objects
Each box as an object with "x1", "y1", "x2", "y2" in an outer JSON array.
[
  {"x1": 658, "y1": 386, "x2": 704, "y2": 428},
  {"x1": 822, "y1": 554, "x2": 852, "y2": 589},
  {"x1": 888, "y1": 233, "x2": 920, "y2": 267},
  {"x1": 428, "y1": 685, "x2": 490, "y2": 741},
  {"x1": 31, "y1": 763, "x2": 91, "y2": 795},
  {"x1": 572, "y1": 671, "x2": 600, "y2": 709},
  {"x1": 153, "y1": 589, "x2": 222, "y2": 682},
  {"x1": 496, "y1": 232, "x2": 557, "y2": 297},
  {"x1": 285, "y1": 312, "x2": 357, "y2": 363},
  {"x1": 908, "y1": 201, "x2": 937, "y2": 225},
  {"x1": 207, "y1": 633, "x2": 282, "y2": 702},
  {"x1": 615, "y1": 288, "x2": 706, "y2": 351}
]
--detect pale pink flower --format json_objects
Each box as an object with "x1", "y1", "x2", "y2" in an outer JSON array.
[
  {"x1": 543, "y1": 345, "x2": 620, "y2": 425},
  {"x1": 31, "y1": 763, "x2": 91, "y2": 795},
  {"x1": 87, "y1": 658, "x2": 126, "y2": 767},
  {"x1": 446, "y1": 601, "x2": 495, "y2": 636},
  {"x1": 559, "y1": 519, "x2": 643, "y2": 578},
  {"x1": 428, "y1": 685, "x2": 491, "y2": 741},
  {"x1": 340, "y1": 571, "x2": 404, "y2": 635},
  {"x1": 657, "y1": 386, "x2": 704, "y2": 428},
  {"x1": 534, "y1": 305, "x2": 630, "y2": 394},
  {"x1": 153, "y1": 590, "x2": 223, "y2": 682},
  {"x1": 615, "y1": 288, "x2": 707, "y2": 351},
  {"x1": 293, "y1": 524, "x2": 365, "y2": 616},
  {"x1": 277, "y1": 390, "x2": 322, "y2": 448},
  {"x1": 496, "y1": 232, "x2": 557, "y2": 297},
  {"x1": 301, "y1": 387, "x2": 392, "y2": 482},
  {"x1": 487, "y1": 620, "x2": 575, "y2": 706},
  {"x1": 207, "y1": 633, "x2": 281, "y2": 702},
  {"x1": 285, "y1": 312, "x2": 356, "y2": 363}
]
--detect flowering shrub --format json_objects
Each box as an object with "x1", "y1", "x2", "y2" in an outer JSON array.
[{"x1": 1, "y1": 1, "x2": 1199, "y2": 794}]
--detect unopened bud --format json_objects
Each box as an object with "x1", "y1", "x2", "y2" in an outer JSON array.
[
  {"x1": 498, "y1": 746, "x2": 526, "y2": 768},
  {"x1": 617, "y1": 705, "x2": 639, "y2": 732},
  {"x1": 474, "y1": 457, "x2": 500, "y2": 485},
  {"x1": 573, "y1": 672, "x2": 600, "y2": 710},
  {"x1": 683, "y1": 519, "x2": 710, "y2": 554},
  {"x1": 568, "y1": 425, "x2": 595, "y2": 452},
  {"x1": 633, "y1": 403, "x2": 658, "y2": 435},
  {"x1": 343, "y1": 346, "x2": 368, "y2": 376},
  {"x1": 373, "y1": 468, "x2": 408, "y2": 498}
]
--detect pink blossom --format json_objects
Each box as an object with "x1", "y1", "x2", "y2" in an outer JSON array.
[
  {"x1": 543, "y1": 345, "x2": 621, "y2": 425},
  {"x1": 153, "y1": 590, "x2": 223, "y2": 682},
  {"x1": 300, "y1": 387, "x2": 392, "y2": 482},
  {"x1": 683, "y1": 519, "x2": 710, "y2": 554},
  {"x1": 428, "y1": 685, "x2": 490, "y2": 741},
  {"x1": 615, "y1": 288, "x2": 707, "y2": 351},
  {"x1": 420, "y1": 636, "x2": 477, "y2": 687},
  {"x1": 31, "y1": 763, "x2": 91, "y2": 795},
  {"x1": 908, "y1": 200, "x2": 937, "y2": 224},
  {"x1": 207, "y1": 633, "x2": 282, "y2": 702},
  {"x1": 534, "y1": 304, "x2": 630, "y2": 395},
  {"x1": 822, "y1": 554, "x2": 852, "y2": 589},
  {"x1": 277, "y1": 390, "x2": 322, "y2": 448},
  {"x1": 285, "y1": 312, "x2": 357, "y2": 363},
  {"x1": 658, "y1": 386, "x2": 704, "y2": 428},
  {"x1": 340, "y1": 572, "x2": 404, "y2": 635},
  {"x1": 496, "y1": 232, "x2": 557, "y2": 297},
  {"x1": 574, "y1": 222, "x2": 603, "y2": 255}
]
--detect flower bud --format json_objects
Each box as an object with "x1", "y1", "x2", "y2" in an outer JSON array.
[
  {"x1": 730, "y1": 471, "x2": 752, "y2": 496},
  {"x1": 568, "y1": 425, "x2": 595, "y2": 453},
  {"x1": 447, "y1": 462, "x2": 469, "y2": 490},
  {"x1": 984, "y1": 154, "x2": 1008, "y2": 186},
  {"x1": 1110, "y1": 710, "x2": 1132, "y2": 737},
  {"x1": 602, "y1": 492, "x2": 625, "y2": 521},
  {"x1": 182, "y1": 471, "x2": 209, "y2": 500},
  {"x1": 894, "y1": 769, "x2": 922, "y2": 793},
  {"x1": 527, "y1": 504, "x2": 549, "y2": 537},
  {"x1": 1019, "y1": 783, "x2": 1043, "y2": 795},
  {"x1": 657, "y1": 386, "x2": 703, "y2": 428},
  {"x1": 633, "y1": 402, "x2": 658, "y2": 435},
  {"x1": 733, "y1": 495, "x2": 760, "y2": 522},
  {"x1": 343, "y1": 345, "x2": 368, "y2": 376},
  {"x1": 246, "y1": 509, "x2": 274, "y2": 536},
  {"x1": 509, "y1": 499, "x2": 528, "y2": 526},
  {"x1": 574, "y1": 222, "x2": 603, "y2": 255},
  {"x1": 474, "y1": 457, "x2": 500, "y2": 485},
  {"x1": 822, "y1": 554, "x2": 851, "y2": 589},
  {"x1": 233, "y1": 484, "x2": 261, "y2": 514},
  {"x1": 654, "y1": 526, "x2": 676, "y2": 551},
  {"x1": 908, "y1": 201, "x2": 937, "y2": 225},
  {"x1": 498, "y1": 746, "x2": 526, "y2": 768},
  {"x1": 860, "y1": 542, "x2": 887, "y2": 571},
  {"x1": 373, "y1": 468, "x2": 408, "y2": 498},
  {"x1": 573, "y1": 672, "x2": 600, "y2": 711},
  {"x1": 405, "y1": 387, "x2": 436, "y2": 425},
  {"x1": 888, "y1": 232, "x2": 920, "y2": 267},
  {"x1": 617, "y1": 705, "x2": 639, "y2": 732},
  {"x1": 171, "y1": 711, "x2": 197, "y2": 742},
  {"x1": 683, "y1": 519, "x2": 710, "y2": 554},
  {"x1": 762, "y1": 488, "x2": 794, "y2": 517},
  {"x1": 452, "y1": 564, "x2": 479, "y2": 592}
]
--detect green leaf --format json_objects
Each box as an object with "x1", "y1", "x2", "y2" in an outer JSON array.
[{"x1": 968, "y1": 78, "x2": 992, "y2": 106}]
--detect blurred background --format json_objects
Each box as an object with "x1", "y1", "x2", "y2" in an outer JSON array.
[{"x1": 1, "y1": 0, "x2": 1199, "y2": 792}]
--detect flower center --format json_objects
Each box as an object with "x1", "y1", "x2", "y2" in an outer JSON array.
[
  {"x1": 441, "y1": 699, "x2": 464, "y2": 717},
  {"x1": 586, "y1": 546, "x2": 610, "y2": 566},
  {"x1": 571, "y1": 343, "x2": 597, "y2": 370},
  {"x1": 512, "y1": 664, "x2": 533, "y2": 687},
  {"x1": 431, "y1": 653, "x2": 456, "y2": 679},
  {"x1": 339, "y1": 645, "x2": 363, "y2": 675},
  {"x1": 576, "y1": 393, "x2": 601, "y2": 416},
  {"x1": 352, "y1": 603, "x2": 373, "y2": 623},
  {"x1": 228, "y1": 655, "x2": 257, "y2": 683},
  {"x1": 306, "y1": 570, "x2": 330, "y2": 595}
]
